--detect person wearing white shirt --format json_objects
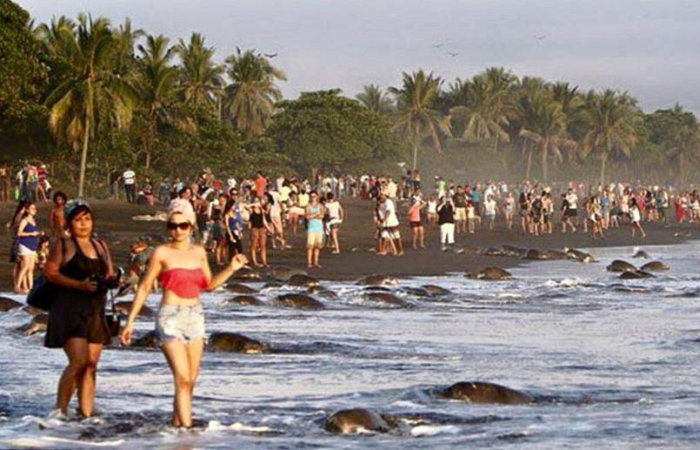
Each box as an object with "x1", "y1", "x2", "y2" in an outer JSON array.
[
  {"x1": 386, "y1": 179, "x2": 398, "y2": 199},
  {"x1": 123, "y1": 168, "x2": 136, "y2": 203},
  {"x1": 325, "y1": 193, "x2": 344, "y2": 253},
  {"x1": 379, "y1": 195, "x2": 403, "y2": 256}
]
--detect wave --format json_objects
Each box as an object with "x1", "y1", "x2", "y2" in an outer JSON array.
[
  {"x1": 207, "y1": 420, "x2": 276, "y2": 434},
  {"x1": 0, "y1": 437, "x2": 125, "y2": 448},
  {"x1": 410, "y1": 424, "x2": 461, "y2": 437},
  {"x1": 543, "y1": 278, "x2": 582, "y2": 288}
]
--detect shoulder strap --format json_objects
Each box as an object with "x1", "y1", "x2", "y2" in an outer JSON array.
[
  {"x1": 54, "y1": 237, "x2": 69, "y2": 268},
  {"x1": 91, "y1": 238, "x2": 117, "y2": 314},
  {"x1": 70, "y1": 236, "x2": 81, "y2": 255},
  {"x1": 90, "y1": 238, "x2": 113, "y2": 271}
]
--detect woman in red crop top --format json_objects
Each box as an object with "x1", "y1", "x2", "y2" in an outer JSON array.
[{"x1": 120, "y1": 206, "x2": 247, "y2": 428}]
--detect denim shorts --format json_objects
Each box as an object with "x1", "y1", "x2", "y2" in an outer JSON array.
[{"x1": 156, "y1": 303, "x2": 205, "y2": 345}]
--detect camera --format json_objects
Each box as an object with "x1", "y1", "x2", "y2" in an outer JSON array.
[{"x1": 92, "y1": 267, "x2": 123, "y2": 293}]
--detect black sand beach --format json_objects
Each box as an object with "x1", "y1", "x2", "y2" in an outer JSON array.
[{"x1": 1, "y1": 198, "x2": 695, "y2": 290}]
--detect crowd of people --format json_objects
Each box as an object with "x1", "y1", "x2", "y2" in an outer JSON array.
[
  {"x1": 7, "y1": 166, "x2": 700, "y2": 294},
  {"x1": 116, "y1": 169, "x2": 351, "y2": 271},
  {"x1": 3, "y1": 164, "x2": 698, "y2": 429},
  {"x1": 367, "y1": 173, "x2": 699, "y2": 251},
  {"x1": 109, "y1": 167, "x2": 700, "y2": 269},
  {"x1": 0, "y1": 160, "x2": 53, "y2": 204}
]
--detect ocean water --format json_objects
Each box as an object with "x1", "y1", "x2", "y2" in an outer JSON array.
[{"x1": 0, "y1": 242, "x2": 698, "y2": 449}]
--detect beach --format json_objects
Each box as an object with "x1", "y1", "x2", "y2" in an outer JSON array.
[{"x1": 1, "y1": 198, "x2": 693, "y2": 290}]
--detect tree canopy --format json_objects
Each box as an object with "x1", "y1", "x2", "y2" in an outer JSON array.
[
  {"x1": 269, "y1": 90, "x2": 400, "y2": 176},
  {"x1": 0, "y1": 2, "x2": 698, "y2": 195},
  {"x1": 0, "y1": 0, "x2": 47, "y2": 135}
]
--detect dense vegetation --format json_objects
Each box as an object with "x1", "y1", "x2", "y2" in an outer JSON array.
[{"x1": 0, "y1": 1, "x2": 697, "y2": 197}]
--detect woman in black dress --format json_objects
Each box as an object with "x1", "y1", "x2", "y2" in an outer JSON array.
[{"x1": 44, "y1": 200, "x2": 116, "y2": 418}]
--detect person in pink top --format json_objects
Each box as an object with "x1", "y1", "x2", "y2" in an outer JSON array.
[
  {"x1": 121, "y1": 202, "x2": 248, "y2": 428},
  {"x1": 408, "y1": 196, "x2": 426, "y2": 249}
]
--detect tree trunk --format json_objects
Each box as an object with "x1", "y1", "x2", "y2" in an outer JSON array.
[
  {"x1": 145, "y1": 118, "x2": 155, "y2": 169},
  {"x1": 78, "y1": 115, "x2": 90, "y2": 197},
  {"x1": 541, "y1": 141, "x2": 548, "y2": 182},
  {"x1": 493, "y1": 136, "x2": 499, "y2": 153},
  {"x1": 678, "y1": 151, "x2": 684, "y2": 185},
  {"x1": 105, "y1": 161, "x2": 111, "y2": 199},
  {"x1": 600, "y1": 152, "x2": 607, "y2": 186},
  {"x1": 412, "y1": 142, "x2": 418, "y2": 171},
  {"x1": 525, "y1": 142, "x2": 533, "y2": 181}
]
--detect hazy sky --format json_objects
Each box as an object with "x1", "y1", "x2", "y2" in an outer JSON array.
[{"x1": 19, "y1": 0, "x2": 700, "y2": 113}]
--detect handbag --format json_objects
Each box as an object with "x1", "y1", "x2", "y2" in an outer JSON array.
[
  {"x1": 26, "y1": 238, "x2": 68, "y2": 311},
  {"x1": 26, "y1": 273, "x2": 55, "y2": 311}
]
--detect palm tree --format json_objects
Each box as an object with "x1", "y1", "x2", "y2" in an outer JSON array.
[
  {"x1": 652, "y1": 105, "x2": 699, "y2": 184},
  {"x1": 482, "y1": 67, "x2": 517, "y2": 152},
  {"x1": 133, "y1": 34, "x2": 180, "y2": 168},
  {"x1": 448, "y1": 68, "x2": 516, "y2": 153},
  {"x1": 175, "y1": 33, "x2": 224, "y2": 112},
  {"x1": 356, "y1": 84, "x2": 394, "y2": 114},
  {"x1": 35, "y1": 15, "x2": 75, "y2": 49},
  {"x1": 582, "y1": 90, "x2": 639, "y2": 185},
  {"x1": 551, "y1": 81, "x2": 586, "y2": 149},
  {"x1": 450, "y1": 75, "x2": 509, "y2": 148},
  {"x1": 519, "y1": 89, "x2": 573, "y2": 182},
  {"x1": 223, "y1": 48, "x2": 286, "y2": 139},
  {"x1": 513, "y1": 77, "x2": 549, "y2": 180},
  {"x1": 112, "y1": 18, "x2": 144, "y2": 76},
  {"x1": 389, "y1": 70, "x2": 451, "y2": 170},
  {"x1": 44, "y1": 14, "x2": 135, "y2": 196}
]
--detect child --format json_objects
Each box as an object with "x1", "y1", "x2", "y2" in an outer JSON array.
[
  {"x1": 36, "y1": 235, "x2": 51, "y2": 271},
  {"x1": 466, "y1": 199, "x2": 476, "y2": 234}
]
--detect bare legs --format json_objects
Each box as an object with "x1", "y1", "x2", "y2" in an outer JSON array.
[
  {"x1": 57, "y1": 339, "x2": 103, "y2": 416},
  {"x1": 271, "y1": 218, "x2": 286, "y2": 250},
  {"x1": 411, "y1": 226, "x2": 425, "y2": 249},
  {"x1": 631, "y1": 221, "x2": 647, "y2": 238},
  {"x1": 14, "y1": 254, "x2": 35, "y2": 294},
  {"x1": 250, "y1": 229, "x2": 268, "y2": 267},
  {"x1": 161, "y1": 338, "x2": 204, "y2": 428},
  {"x1": 306, "y1": 246, "x2": 321, "y2": 268},
  {"x1": 330, "y1": 228, "x2": 340, "y2": 253},
  {"x1": 562, "y1": 217, "x2": 576, "y2": 233}
]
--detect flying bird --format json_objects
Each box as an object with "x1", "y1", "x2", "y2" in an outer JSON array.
[
  {"x1": 264, "y1": 53, "x2": 278, "y2": 58},
  {"x1": 535, "y1": 35, "x2": 546, "y2": 41},
  {"x1": 432, "y1": 43, "x2": 443, "y2": 48},
  {"x1": 447, "y1": 51, "x2": 459, "y2": 57}
]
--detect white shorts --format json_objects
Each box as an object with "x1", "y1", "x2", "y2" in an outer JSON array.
[{"x1": 18, "y1": 244, "x2": 37, "y2": 257}]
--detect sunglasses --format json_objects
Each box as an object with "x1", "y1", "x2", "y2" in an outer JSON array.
[{"x1": 167, "y1": 221, "x2": 191, "y2": 231}]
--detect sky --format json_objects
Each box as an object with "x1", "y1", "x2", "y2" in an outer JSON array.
[{"x1": 19, "y1": 0, "x2": 700, "y2": 114}]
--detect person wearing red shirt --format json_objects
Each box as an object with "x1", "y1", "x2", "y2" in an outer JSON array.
[{"x1": 254, "y1": 172, "x2": 267, "y2": 198}]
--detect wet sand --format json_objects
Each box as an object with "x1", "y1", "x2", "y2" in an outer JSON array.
[{"x1": 0, "y1": 198, "x2": 695, "y2": 289}]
